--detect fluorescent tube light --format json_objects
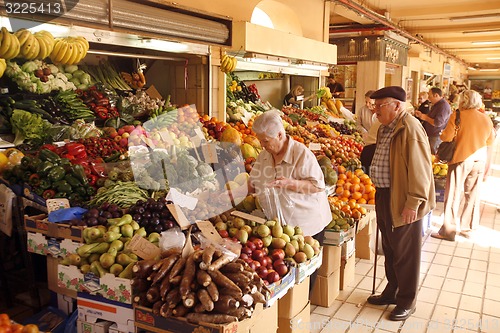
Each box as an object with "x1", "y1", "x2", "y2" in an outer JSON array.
[
  {"x1": 243, "y1": 53, "x2": 290, "y2": 67},
  {"x1": 486, "y1": 57, "x2": 500, "y2": 60},
  {"x1": 463, "y1": 29, "x2": 500, "y2": 35},
  {"x1": 141, "y1": 39, "x2": 189, "y2": 53},
  {"x1": 471, "y1": 41, "x2": 500, "y2": 45},
  {"x1": 450, "y1": 14, "x2": 500, "y2": 22},
  {"x1": 478, "y1": 68, "x2": 500, "y2": 72},
  {"x1": 294, "y1": 61, "x2": 329, "y2": 71},
  {"x1": 467, "y1": 67, "x2": 477, "y2": 71}
]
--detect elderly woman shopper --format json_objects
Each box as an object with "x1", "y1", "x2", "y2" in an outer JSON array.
[{"x1": 431, "y1": 90, "x2": 496, "y2": 241}]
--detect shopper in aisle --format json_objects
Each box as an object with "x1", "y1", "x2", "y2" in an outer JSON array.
[
  {"x1": 368, "y1": 86, "x2": 435, "y2": 321},
  {"x1": 355, "y1": 90, "x2": 375, "y2": 133},
  {"x1": 414, "y1": 87, "x2": 452, "y2": 154},
  {"x1": 359, "y1": 117, "x2": 381, "y2": 176},
  {"x1": 283, "y1": 85, "x2": 314, "y2": 108},
  {"x1": 326, "y1": 74, "x2": 344, "y2": 98},
  {"x1": 416, "y1": 91, "x2": 431, "y2": 125},
  {"x1": 431, "y1": 90, "x2": 496, "y2": 241}
]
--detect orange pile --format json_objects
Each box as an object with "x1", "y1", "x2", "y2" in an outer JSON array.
[
  {"x1": 0, "y1": 314, "x2": 39, "y2": 333},
  {"x1": 334, "y1": 166, "x2": 376, "y2": 205},
  {"x1": 328, "y1": 196, "x2": 367, "y2": 220}
]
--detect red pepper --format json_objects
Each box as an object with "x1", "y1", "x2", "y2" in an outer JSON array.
[
  {"x1": 40, "y1": 144, "x2": 58, "y2": 152},
  {"x1": 97, "y1": 98, "x2": 110, "y2": 106},
  {"x1": 42, "y1": 189, "x2": 56, "y2": 199},
  {"x1": 87, "y1": 174, "x2": 98, "y2": 186},
  {"x1": 61, "y1": 153, "x2": 75, "y2": 161},
  {"x1": 29, "y1": 173, "x2": 41, "y2": 186},
  {"x1": 65, "y1": 143, "x2": 87, "y2": 159}
]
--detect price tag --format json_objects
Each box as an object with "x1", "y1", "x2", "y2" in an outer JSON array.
[
  {"x1": 194, "y1": 127, "x2": 205, "y2": 140},
  {"x1": 159, "y1": 130, "x2": 174, "y2": 145},
  {"x1": 196, "y1": 220, "x2": 222, "y2": 243},
  {"x1": 241, "y1": 112, "x2": 253, "y2": 127},
  {"x1": 166, "y1": 188, "x2": 198, "y2": 210},
  {"x1": 141, "y1": 135, "x2": 155, "y2": 148},
  {"x1": 306, "y1": 121, "x2": 319, "y2": 127},
  {"x1": 45, "y1": 199, "x2": 70, "y2": 213},
  {"x1": 167, "y1": 204, "x2": 192, "y2": 230},
  {"x1": 127, "y1": 234, "x2": 161, "y2": 260},
  {"x1": 231, "y1": 210, "x2": 266, "y2": 224},
  {"x1": 308, "y1": 142, "x2": 322, "y2": 151},
  {"x1": 201, "y1": 143, "x2": 218, "y2": 163},
  {"x1": 191, "y1": 135, "x2": 202, "y2": 148}
]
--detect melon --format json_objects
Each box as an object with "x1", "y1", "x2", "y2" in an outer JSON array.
[{"x1": 220, "y1": 126, "x2": 242, "y2": 147}]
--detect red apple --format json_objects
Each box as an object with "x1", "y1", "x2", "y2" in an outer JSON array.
[
  {"x1": 117, "y1": 128, "x2": 126, "y2": 136},
  {"x1": 241, "y1": 246, "x2": 252, "y2": 256},
  {"x1": 123, "y1": 125, "x2": 136, "y2": 133},
  {"x1": 273, "y1": 259, "x2": 285, "y2": 270},
  {"x1": 248, "y1": 261, "x2": 257, "y2": 271},
  {"x1": 252, "y1": 260, "x2": 261, "y2": 268},
  {"x1": 119, "y1": 138, "x2": 128, "y2": 148},
  {"x1": 271, "y1": 249, "x2": 285, "y2": 261},
  {"x1": 267, "y1": 271, "x2": 280, "y2": 283},
  {"x1": 256, "y1": 266, "x2": 268, "y2": 279},
  {"x1": 252, "y1": 249, "x2": 264, "y2": 260},
  {"x1": 239, "y1": 253, "x2": 249, "y2": 260},
  {"x1": 252, "y1": 238, "x2": 264, "y2": 250},
  {"x1": 259, "y1": 256, "x2": 270, "y2": 268},
  {"x1": 275, "y1": 264, "x2": 288, "y2": 277},
  {"x1": 246, "y1": 241, "x2": 256, "y2": 252},
  {"x1": 218, "y1": 230, "x2": 229, "y2": 238}
]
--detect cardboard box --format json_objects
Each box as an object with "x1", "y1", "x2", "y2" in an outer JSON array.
[
  {"x1": 250, "y1": 302, "x2": 278, "y2": 333},
  {"x1": 57, "y1": 263, "x2": 133, "y2": 304},
  {"x1": 323, "y1": 227, "x2": 354, "y2": 246},
  {"x1": 27, "y1": 231, "x2": 82, "y2": 257},
  {"x1": 77, "y1": 320, "x2": 114, "y2": 333},
  {"x1": 24, "y1": 214, "x2": 86, "y2": 243},
  {"x1": 278, "y1": 277, "x2": 309, "y2": 319},
  {"x1": 340, "y1": 254, "x2": 356, "y2": 290},
  {"x1": 356, "y1": 210, "x2": 375, "y2": 234},
  {"x1": 266, "y1": 266, "x2": 296, "y2": 307},
  {"x1": 22, "y1": 306, "x2": 68, "y2": 333},
  {"x1": 295, "y1": 248, "x2": 323, "y2": 284},
  {"x1": 355, "y1": 234, "x2": 373, "y2": 260},
  {"x1": 277, "y1": 302, "x2": 311, "y2": 333},
  {"x1": 135, "y1": 303, "x2": 273, "y2": 333},
  {"x1": 310, "y1": 269, "x2": 340, "y2": 307},
  {"x1": 341, "y1": 238, "x2": 355, "y2": 259},
  {"x1": 317, "y1": 245, "x2": 341, "y2": 277},
  {"x1": 77, "y1": 292, "x2": 134, "y2": 333},
  {"x1": 47, "y1": 255, "x2": 77, "y2": 299}
]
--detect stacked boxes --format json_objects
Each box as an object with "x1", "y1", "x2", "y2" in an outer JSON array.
[
  {"x1": 310, "y1": 245, "x2": 341, "y2": 307},
  {"x1": 355, "y1": 219, "x2": 374, "y2": 260},
  {"x1": 277, "y1": 277, "x2": 310, "y2": 333},
  {"x1": 340, "y1": 239, "x2": 356, "y2": 290}
]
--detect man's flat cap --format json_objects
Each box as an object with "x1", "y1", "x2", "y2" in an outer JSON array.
[{"x1": 370, "y1": 86, "x2": 406, "y2": 101}]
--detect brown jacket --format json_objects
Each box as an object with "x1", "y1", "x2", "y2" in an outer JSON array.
[{"x1": 385, "y1": 112, "x2": 436, "y2": 228}]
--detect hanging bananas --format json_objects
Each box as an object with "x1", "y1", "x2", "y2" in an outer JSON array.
[
  {"x1": 220, "y1": 54, "x2": 237, "y2": 73},
  {"x1": 49, "y1": 36, "x2": 89, "y2": 65},
  {"x1": 33, "y1": 30, "x2": 55, "y2": 59},
  {"x1": 0, "y1": 27, "x2": 20, "y2": 60},
  {"x1": 14, "y1": 29, "x2": 40, "y2": 60},
  {"x1": 0, "y1": 59, "x2": 6, "y2": 78}
]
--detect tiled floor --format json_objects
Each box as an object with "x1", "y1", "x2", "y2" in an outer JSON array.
[{"x1": 311, "y1": 136, "x2": 500, "y2": 333}]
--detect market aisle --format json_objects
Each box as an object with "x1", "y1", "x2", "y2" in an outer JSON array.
[{"x1": 311, "y1": 136, "x2": 500, "y2": 333}]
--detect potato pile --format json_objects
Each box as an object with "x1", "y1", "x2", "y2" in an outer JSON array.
[{"x1": 132, "y1": 245, "x2": 269, "y2": 324}]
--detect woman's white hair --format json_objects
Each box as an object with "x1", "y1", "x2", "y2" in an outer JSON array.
[
  {"x1": 252, "y1": 110, "x2": 285, "y2": 138},
  {"x1": 459, "y1": 90, "x2": 483, "y2": 110}
]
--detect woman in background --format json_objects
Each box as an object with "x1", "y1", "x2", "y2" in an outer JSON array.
[
  {"x1": 283, "y1": 85, "x2": 314, "y2": 108},
  {"x1": 432, "y1": 90, "x2": 496, "y2": 241}
]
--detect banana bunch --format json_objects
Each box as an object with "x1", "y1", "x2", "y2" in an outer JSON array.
[
  {"x1": 0, "y1": 27, "x2": 20, "y2": 59},
  {"x1": 50, "y1": 36, "x2": 89, "y2": 65},
  {"x1": 33, "y1": 30, "x2": 55, "y2": 59},
  {"x1": 220, "y1": 54, "x2": 237, "y2": 73},
  {"x1": 14, "y1": 29, "x2": 40, "y2": 60},
  {"x1": 0, "y1": 58, "x2": 5, "y2": 78}
]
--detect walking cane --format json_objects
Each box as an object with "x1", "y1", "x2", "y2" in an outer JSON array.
[{"x1": 372, "y1": 227, "x2": 379, "y2": 294}]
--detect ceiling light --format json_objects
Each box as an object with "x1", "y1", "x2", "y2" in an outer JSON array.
[
  {"x1": 294, "y1": 61, "x2": 329, "y2": 71},
  {"x1": 141, "y1": 39, "x2": 189, "y2": 53},
  {"x1": 467, "y1": 67, "x2": 477, "y2": 71},
  {"x1": 243, "y1": 53, "x2": 290, "y2": 67},
  {"x1": 478, "y1": 68, "x2": 499, "y2": 72},
  {"x1": 471, "y1": 41, "x2": 500, "y2": 45},
  {"x1": 450, "y1": 13, "x2": 500, "y2": 22},
  {"x1": 463, "y1": 29, "x2": 500, "y2": 35},
  {"x1": 487, "y1": 57, "x2": 500, "y2": 60}
]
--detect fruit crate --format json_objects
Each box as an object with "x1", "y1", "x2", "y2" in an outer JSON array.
[
  {"x1": 294, "y1": 247, "x2": 323, "y2": 284},
  {"x1": 24, "y1": 214, "x2": 86, "y2": 243},
  {"x1": 27, "y1": 231, "x2": 82, "y2": 257},
  {"x1": 265, "y1": 265, "x2": 296, "y2": 307},
  {"x1": 323, "y1": 227, "x2": 355, "y2": 246}
]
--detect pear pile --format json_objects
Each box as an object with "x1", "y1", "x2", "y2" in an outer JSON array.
[{"x1": 60, "y1": 214, "x2": 160, "y2": 278}]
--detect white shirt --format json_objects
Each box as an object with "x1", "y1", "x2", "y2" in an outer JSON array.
[{"x1": 250, "y1": 137, "x2": 331, "y2": 236}]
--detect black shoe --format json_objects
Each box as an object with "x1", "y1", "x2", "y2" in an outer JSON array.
[
  {"x1": 389, "y1": 306, "x2": 416, "y2": 321},
  {"x1": 367, "y1": 294, "x2": 397, "y2": 305}
]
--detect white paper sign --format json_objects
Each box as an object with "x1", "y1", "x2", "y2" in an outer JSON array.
[
  {"x1": 166, "y1": 188, "x2": 198, "y2": 210},
  {"x1": 201, "y1": 143, "x2": 218, "y2": 163},
  {"x1": 308, "y1": 142, "x2": 322, "y2": 151},
  {"x1": 159, "y1": 130, "x2": 174, "y2": 145},
  {"x1": 194, "y1": 127, "x2": 205, "y2": 140}
]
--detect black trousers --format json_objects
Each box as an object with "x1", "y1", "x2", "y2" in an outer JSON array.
[{"x1": 375, "y1": 188, "x2": 422, "y2": 309}]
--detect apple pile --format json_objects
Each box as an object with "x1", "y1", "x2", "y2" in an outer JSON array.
[{"x1": 103, "y1": 124, "x2": 141, "y2": 149}]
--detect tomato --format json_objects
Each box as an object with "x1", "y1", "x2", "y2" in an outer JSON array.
[
  {"x1": 0, "y1": 314, "x2": 10, "y2": 326},
  {"x1": 21, "y1": 324, "x2": 39, "y2": 333}
]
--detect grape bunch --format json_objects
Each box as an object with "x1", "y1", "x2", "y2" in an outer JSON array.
[
  {"x1": 329, "y1": 121, "x2": 353, "y2": 135},
  {"x1": 128, "y1": 198, "x2": 177, "y2": 234}
]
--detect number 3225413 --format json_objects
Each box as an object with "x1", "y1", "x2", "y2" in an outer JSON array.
[{"x1": 5, "y1": 2, "x2": 62, "y2": 15}]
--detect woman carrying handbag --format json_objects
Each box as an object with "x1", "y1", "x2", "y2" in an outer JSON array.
[{"x1": 431, "y1": 90, "x2": 496, "y2": 241}]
